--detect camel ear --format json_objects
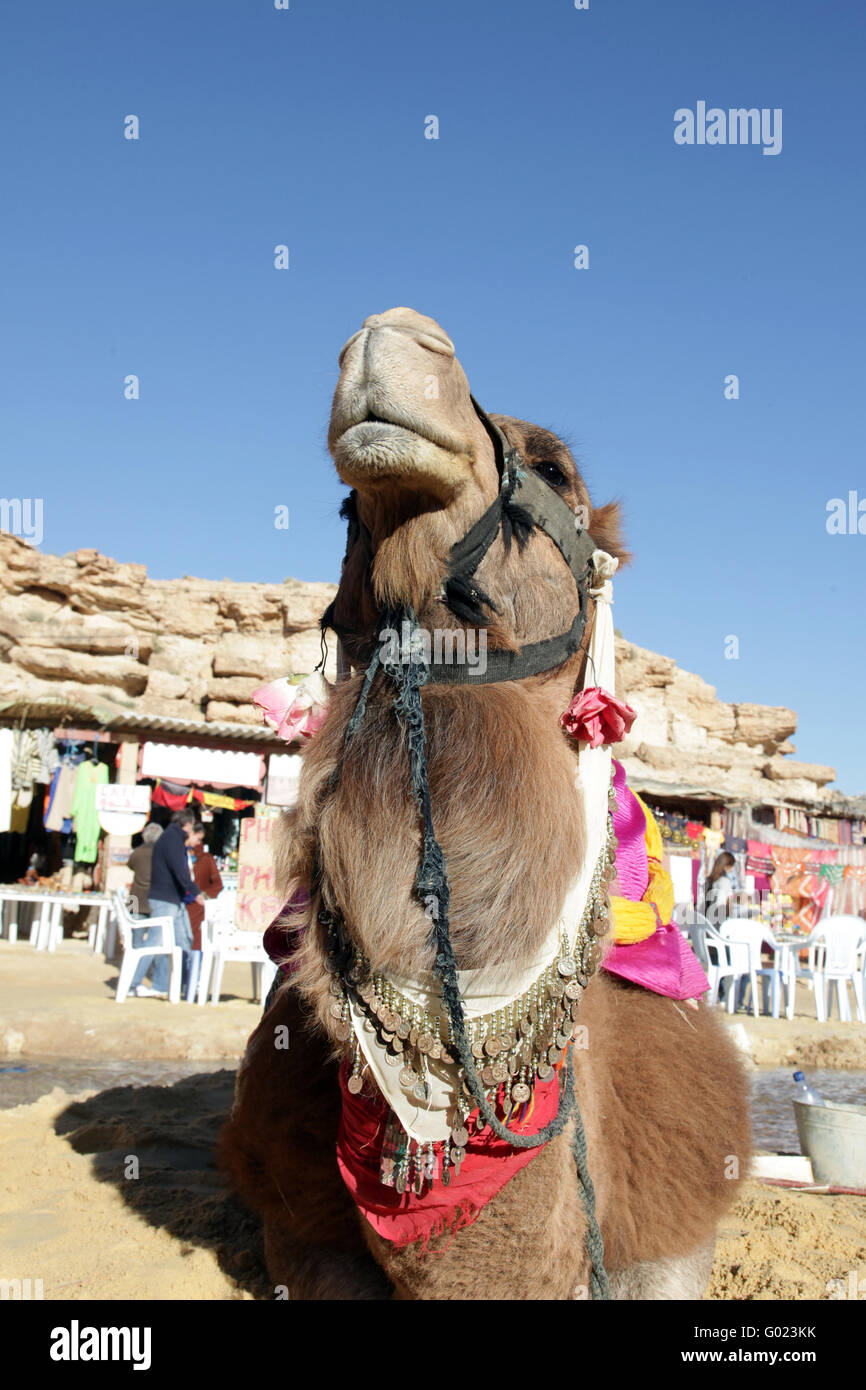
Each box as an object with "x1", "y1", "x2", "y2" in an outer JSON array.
[{"x1": 589, "y1": 500, "x2": 630, "y2": 567}]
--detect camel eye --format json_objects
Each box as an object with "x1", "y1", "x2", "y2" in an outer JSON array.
[{"x1": 533, "y1": 460, "x2": 568, "y2": 489}]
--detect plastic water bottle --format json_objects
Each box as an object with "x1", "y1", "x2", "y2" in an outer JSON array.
[{"x1": 792, "y1": 1070, "x2": 824, "y2": 1106}]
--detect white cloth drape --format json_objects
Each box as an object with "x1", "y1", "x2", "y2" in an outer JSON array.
[{"x1": 349, "y1": 551, "x2": 620, "y2": 1143}]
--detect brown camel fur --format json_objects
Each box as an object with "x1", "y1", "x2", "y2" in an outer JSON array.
[{"x1": 219, "y1": 308, "x2": 751, "y2": 1300}]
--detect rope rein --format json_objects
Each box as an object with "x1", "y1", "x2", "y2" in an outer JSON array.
[{"x1": 320, "y1": 604, "x2": 610, "y2": 1298}]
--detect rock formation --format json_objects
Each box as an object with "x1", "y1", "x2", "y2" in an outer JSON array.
[{"x1": 0, "y1": 532, "x2": 851, "y2": 811}]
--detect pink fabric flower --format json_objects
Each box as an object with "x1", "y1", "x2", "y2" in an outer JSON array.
[
  {"x1": 560, "y1": 686, "x2": 636, "y2": 748},
  {"x1": 251, "y1": 672, "x2": 331, "y2": 742}
]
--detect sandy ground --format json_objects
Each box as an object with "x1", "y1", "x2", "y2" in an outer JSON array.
[
  {"x1": 0, "y1": 939, "x2": 261, "y2": 1061},
  {"x1": 1, "y1": 939, "x2": 865, "y2": 1301}
]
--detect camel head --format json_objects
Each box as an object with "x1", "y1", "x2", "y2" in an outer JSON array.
[
  {"x1": 327, "y1": 306, "x2": 627, "y2": 658},
  {"x1": 276, "y1": 307, "x2": 633, "y2": 981}
]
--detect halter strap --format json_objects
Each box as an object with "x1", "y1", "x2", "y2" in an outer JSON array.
[{"x1": 320, "y1": 398, "x2": 598, "y2": 687}]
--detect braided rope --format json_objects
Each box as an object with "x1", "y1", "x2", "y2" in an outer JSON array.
[{"x1": 320, "y1": 605, "x2": 609, "y2": 1297}]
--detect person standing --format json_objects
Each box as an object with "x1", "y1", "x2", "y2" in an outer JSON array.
[
  {"x1": 127, "y1": 822, "x2": 163, "y2": 918},
  {"x1": 131, "y1": 808, "x2": 205, "y2": 998},
  {"x1": 703, "y1": 851, "x2": 736, "y2": 926},
  {"x1": 186, "y1": 821, "x2": 223, "y2": 951}
]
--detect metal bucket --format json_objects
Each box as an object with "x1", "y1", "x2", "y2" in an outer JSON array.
[{"x1": 793, "y1": 1099, "x2": 866, "y2": 1187}]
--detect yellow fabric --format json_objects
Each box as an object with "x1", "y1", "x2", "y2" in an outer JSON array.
[
  {"x1": 608, "y1": 795, "x2": 676, "y2": 945},
  {"x1": 645, "y1": 858, "x2": 674, "y2": 925},
  {"x1": 608, "y1": 896, "x2": 657, "y2": 944},
  {"x1": 636, "y1": 794, "x2": 664, "y2": 862}
]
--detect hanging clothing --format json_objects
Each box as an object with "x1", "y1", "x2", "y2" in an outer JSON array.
[
  {"x1": 43, "y1": 765, "x2": 61, "y2": 830},
  {"x1": 0, "y1": 727, "x2": 13, "y2": 834},
  {"x1": 35, "y1": 729, "x2": 59, "y2": 784},
  {"x1": 702, "y1": 828, "x2": 725, "y2": 861},
  {"x1": 70, "y1": 761, "x2": 109, "y2": 862},
  {"x1": 44, "y1": 761, "x2": 79, "y2": 833},
  {"x1": 10, "y1": 730, "x2": 42, "y2": 794}
]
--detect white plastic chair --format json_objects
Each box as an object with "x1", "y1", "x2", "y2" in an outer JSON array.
[
  {"x1": 720, "y1": 921, "x2": 788, "y2": 1018},
  {"x1": 674, "y1": 906, "x2": 736, "y2": 1007},
  {"x1": 112, "y1": 890, "x2": 183, "y2": 1004},
  {"x1": 800, "y1": 916, "x2": 866, "y2": 1023},
  {"x1": 206, "y1": 886, "x2": 276, "y2": 1006},
  {"x1": 192, "y1": 886, "x2": 239, "y2": 1005}
]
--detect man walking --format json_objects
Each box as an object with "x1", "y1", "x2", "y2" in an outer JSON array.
[{"x1": 131, "y1": 807, "x2": 206, "y2": 998}]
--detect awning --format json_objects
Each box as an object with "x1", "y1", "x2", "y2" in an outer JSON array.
[{"x1": 140, "y1": 741, "x2": 264, "y2": 790}]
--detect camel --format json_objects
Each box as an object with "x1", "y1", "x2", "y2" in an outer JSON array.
[{"x1": 219, "y1": 307, "x2": 751, "y2": 1300}]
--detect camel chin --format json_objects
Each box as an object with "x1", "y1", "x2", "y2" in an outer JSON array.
[{"x1": 333, "y1": 422, "x2": 470, "y2": 498}]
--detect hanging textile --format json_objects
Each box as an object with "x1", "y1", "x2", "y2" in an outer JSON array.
[
  {"x1": 44, "y1": 760, "x2": 80, "y2": 833},
  {"x1": 769, "y1": 846, "x2": 838, "y2": 933},
  {"x1": 818, "y1": 863, "x2": 845, "y2": 887},
  {"x1": 70, "y1": 761, "x2": 109, "y2": 862},
  {"x1": 43, "y1": 765, "x2": 61, "y2": 830},
  {"x1": 151, "y1": 780, "x2": 191, "y2": 811},
  {"x1": 35, "y1": 729, "x2": 59, "y2": 784},
  {"x1": 189, "y1": 788, "x2": 255, "y2": 811},
  {"x1": 10, "y1": 730, "x2": 42, "y2": 794},
  {"x1": 746, "y1": 840, "x2": 775, "y2": 875},
  {"x1": 722, "y1": 806, "x2": 751, "y2": 840}
]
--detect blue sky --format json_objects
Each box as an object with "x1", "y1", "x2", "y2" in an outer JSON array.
[{"x1": 2, "y1": 1, "x2": 865, "y2": 790}]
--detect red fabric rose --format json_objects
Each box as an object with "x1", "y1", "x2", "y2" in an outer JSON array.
[{"x1": 560, "y1": 686, "x2": 637, "y2": 748}]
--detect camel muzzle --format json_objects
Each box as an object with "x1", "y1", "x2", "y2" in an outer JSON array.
[{"x1": 329, "y1": 308, "x2": 489, "y2": 498}]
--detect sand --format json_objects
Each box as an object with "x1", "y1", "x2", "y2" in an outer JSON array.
[
  {"x1": 1, "y1": 938, "x2": 865, "y2": 1301},
  {"x1": 0, "y1": 1078, "x2": 267, "y2": 1301}
]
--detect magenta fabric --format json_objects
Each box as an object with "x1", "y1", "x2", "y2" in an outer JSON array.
[
  {"x1": 602, "y1": 761, "x2": 710, "y2": 1001},
  {"x1": 609, "y1": 759, "x2": 649, "y2": 901},
  {"x1": 602, "y1": 921, "x2": 709, "y2": 1000}
]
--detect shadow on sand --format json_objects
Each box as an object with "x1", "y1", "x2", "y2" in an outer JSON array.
[{"x1": 53, "y1": 1069, "x2": 270, "y2": 1299}]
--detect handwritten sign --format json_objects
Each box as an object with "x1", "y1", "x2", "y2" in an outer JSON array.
[
  {"x1": 95, "y1": 784, "x2": 152, "y2": 814},
  {"x1": 95, "y1": 782, "x2": 152, "y2": 835},
  {"x1": 236, "y1": 815, "x2": 283, "y2": 932}
]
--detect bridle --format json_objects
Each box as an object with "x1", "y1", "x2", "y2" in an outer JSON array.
[
  {"x1": 313, "y1": 394, "x2": 611, "y2": 1297},
  {"x1": 320, "y1": 395, "x2": 600, "y2": 684}
]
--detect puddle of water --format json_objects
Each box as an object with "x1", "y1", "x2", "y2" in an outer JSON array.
[
  {"x1": 0, "y1": 1058, "x2": 224, "y2": 1110},
  {"x1": 750, "y1": 1069, "x2": 866, "y2": 1152},
  {"x1": 2, "y1": 1059, "x2": 864, "y2": 1156}
]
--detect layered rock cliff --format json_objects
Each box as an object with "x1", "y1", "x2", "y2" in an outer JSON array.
[{"x1": 0, "y1": 533, "x2": 845, "y2": 809}]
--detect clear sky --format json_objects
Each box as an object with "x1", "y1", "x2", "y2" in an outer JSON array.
[{"x1": 2, "y1": 1, "x2": 864, "y2": 790}]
